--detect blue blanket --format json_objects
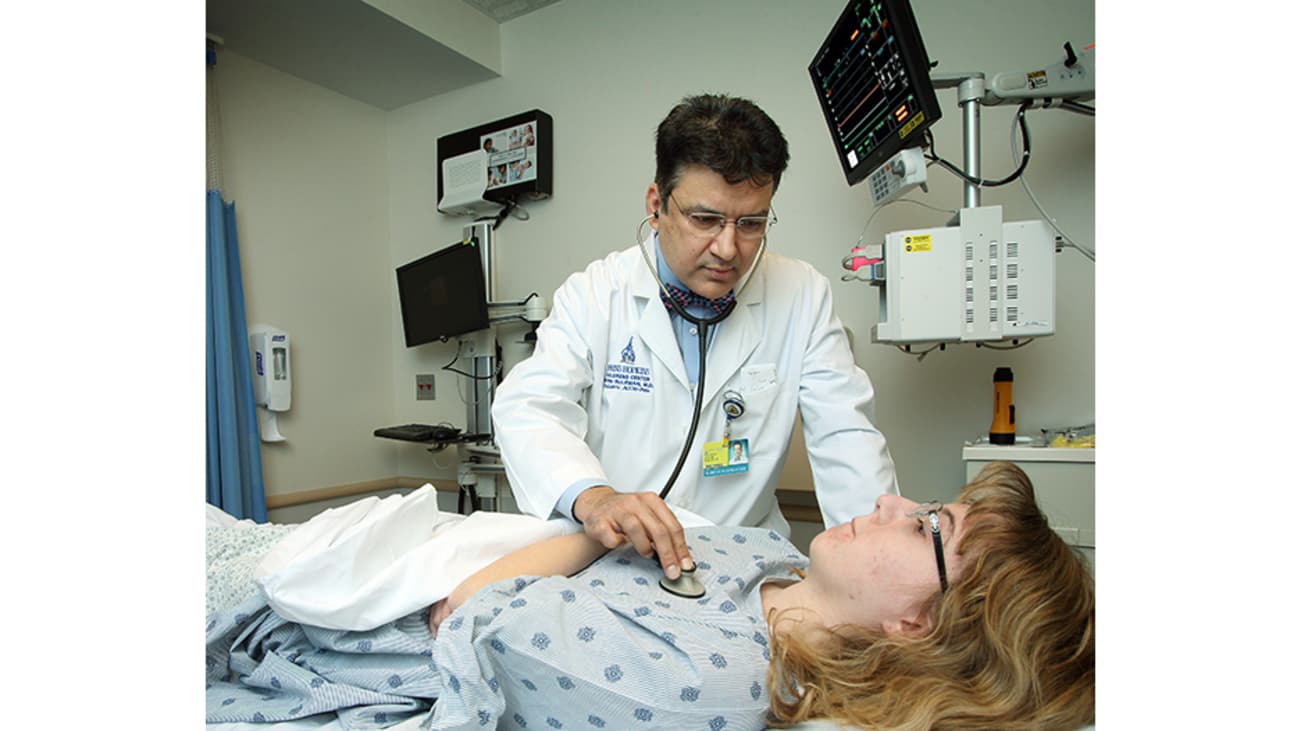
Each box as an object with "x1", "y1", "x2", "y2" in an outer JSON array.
[
  {"x1": 206, "y1": 591, "x2": 440, "y2": 729},
  {"x1": 206, "y1": 525, "x2": 807, "y2": 730}
]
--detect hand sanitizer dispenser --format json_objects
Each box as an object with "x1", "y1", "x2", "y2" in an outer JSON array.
[{"x1": 249, "y1": 324, "x2": 290, "y2": 442}]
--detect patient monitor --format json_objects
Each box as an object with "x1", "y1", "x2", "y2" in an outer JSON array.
[{"x1": 809, "y1": 0, "x2": 1094, "y2": 348}]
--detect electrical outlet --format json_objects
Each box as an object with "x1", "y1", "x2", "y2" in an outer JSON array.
[{"x1": 416, "y1": 374, "x2": 436, "y2": 400}]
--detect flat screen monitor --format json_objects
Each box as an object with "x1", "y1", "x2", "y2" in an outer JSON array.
[
  {"x1": 395, "y1": 242, "x2": 490, "y2": 347},
  {"x1": 809, "y1": 0, "x2": 942, "y2": 187}
]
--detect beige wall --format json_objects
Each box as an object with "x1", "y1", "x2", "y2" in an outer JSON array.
[
  {"x1": 213, "y1": 51, "x2": 400, "y2": 505},
  {"x1": 215, "y1": 0, "x2": 1094, "y2": 514}
]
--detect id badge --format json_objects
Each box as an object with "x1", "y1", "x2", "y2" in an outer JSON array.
[{"x1": 703, "y1": 438, "x2": 749, "y2": 477}]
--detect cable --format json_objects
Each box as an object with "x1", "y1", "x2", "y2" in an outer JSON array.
[
  {"x1": 842, "y1": 198, "x2": 958, "y2": 279},
  {"x1": 441, "y1": 339, "x2": 500, "y2": 380},
  {"x1": 1058, "y1": 100, "x2": 1095, "y2": 116},
  {"x1": 976, "y1": 338, "x2": 1035, "y2": 350},
  {"x1": 893, "y1": 342, "x2": 945, "y2": 362},
  {"x1": 486, "y1": 199, "x2": 533, "y2": 231},
  {"x1": 1010, "y1": 108, "x2": 1096, "y2": 262},
  {"x1": 490, "y1": 200, "x2": 516, "y2": 230},
  {"x1": 924, "y1": 101, "x2": 1032, "y2": 188},
  {"x1": 444, "y1": 364, "x2": 499, "y2": 380},
  {"x1": 457, "y1": 366, "x2": 481, "y2": 408},
  {"x1": 440, "y1": 339, "x2": 465, "y2": 369},
  {"x1": 424, "y1": 421, "x2": 461, "y2": 462},
  {"x1": 854, "y1": 197, "x2": 958, "y2": 248}
]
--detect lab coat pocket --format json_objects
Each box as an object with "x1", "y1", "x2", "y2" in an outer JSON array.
[
  {"x1": 740, "y1": 364, "x2": 778, "y2": 395},
  {"x1": 731, "y1": 363, "x2": 782, "y2": 427},
  {"x1": 723, "y1": 365, "x2": 784, "y2": 455}
]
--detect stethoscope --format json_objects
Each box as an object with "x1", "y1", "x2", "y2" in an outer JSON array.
[{"x1": 634, "y1": 210, "x2": 768, "y2": 597}]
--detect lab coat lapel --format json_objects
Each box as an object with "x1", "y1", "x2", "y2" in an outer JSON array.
[
  {"x1": 630, "y1": 254, "x2": 690, "y2": 390},
  {"x1": 701, "y1": 258, "x2": 765, "y2": 406}
]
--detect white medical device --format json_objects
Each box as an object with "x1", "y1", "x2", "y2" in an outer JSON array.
[
  {"x1": 250, "y1": 324, "x2": 290, "y2": 442},
  {"x1": 810, "y1": 2, "x2": 1092, "y2": 349},
  {"x1": 871, "y1": 206, "x2": 1055, "y2": 343},
  {"x1": 852, "y1": 46, "x2": 1093, "y2": 347}
]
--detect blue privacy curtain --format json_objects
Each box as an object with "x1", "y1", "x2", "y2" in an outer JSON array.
[{"x1": 206, "y1": 43, "x2": 267, "y2": 521}]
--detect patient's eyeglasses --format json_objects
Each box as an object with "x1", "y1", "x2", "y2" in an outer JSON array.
[{"x1": 910, "y1": 501, "x2": 949, "y2": 593}]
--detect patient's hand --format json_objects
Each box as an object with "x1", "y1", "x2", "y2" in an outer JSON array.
[{"x1": 428, "y1": 597, "x2": 455, "y2": 638}]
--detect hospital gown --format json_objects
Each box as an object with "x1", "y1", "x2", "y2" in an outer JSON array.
[{"x1": 206, "y1": 525, "x2": 808, "y2": 730}]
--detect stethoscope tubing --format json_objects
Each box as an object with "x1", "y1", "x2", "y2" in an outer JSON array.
[
  {"x1": 658, "y1": 313, "x2": 723, "y2": 500},
  {"x1": 633, "y1": 216, "x2": 764, "y2": 501}
]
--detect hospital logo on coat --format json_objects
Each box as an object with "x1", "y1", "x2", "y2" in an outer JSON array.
[{"x1": 604, "y1": 337, "x2": 653, "y2": 393}]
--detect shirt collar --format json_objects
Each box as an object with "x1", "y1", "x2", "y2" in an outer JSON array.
[{"x1": 652, "y1": 233, "x2": 691, "y2": 293}]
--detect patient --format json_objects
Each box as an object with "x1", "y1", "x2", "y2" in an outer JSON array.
[
  {"x1": 763, "y1": 461, "x2": 1095, "y2": 730},
  {"x1": 206, "y1": 462, "x2": 1092, "y2": 730}
]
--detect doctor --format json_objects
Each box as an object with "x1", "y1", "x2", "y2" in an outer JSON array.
[{"x1": 492, "y1": 94, "x2": 898, "y2": 581}]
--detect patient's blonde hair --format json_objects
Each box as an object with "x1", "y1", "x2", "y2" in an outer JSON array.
[{"x1": 765, "y1": 461, "x2": 1094, "y2": 730}]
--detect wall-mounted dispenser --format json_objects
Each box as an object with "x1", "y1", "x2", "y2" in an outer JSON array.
[{"x1": 249, "y1": 324, "x2": 291, "y2": 442}]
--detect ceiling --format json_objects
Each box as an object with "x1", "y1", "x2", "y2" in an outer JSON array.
[
  {"x1": 459, "y1": 0, "x2": 560, "y2": 22},
  {"x1": 206, "y1": 0, "x2": 562, "y2": 110}
]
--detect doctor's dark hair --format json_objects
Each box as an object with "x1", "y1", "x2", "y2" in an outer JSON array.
[
  {"x1": 765, "y1": 461, "x2": 1095, "y2": 731},
  {"x1": 654, "y1": 94, "x2": 790, "y2": 205}
]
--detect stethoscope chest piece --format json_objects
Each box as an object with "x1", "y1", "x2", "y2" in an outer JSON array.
[{"x1": 658, "y1": 566, "x2": 706, "y2": 598}]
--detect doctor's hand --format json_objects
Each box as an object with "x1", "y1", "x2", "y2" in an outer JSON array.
[{"x1": 574, "y1": 486, "x2": 694, "y2": 580}]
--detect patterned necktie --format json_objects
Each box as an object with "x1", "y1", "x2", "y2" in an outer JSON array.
[{"x1": 659, "y1": 281, "x2": 736, "y2": 316}]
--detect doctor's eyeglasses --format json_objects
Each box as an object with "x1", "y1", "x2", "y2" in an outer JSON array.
[
  {"x1": 668, "y1": 195, "x2": 776, "y2": 241},
  {"x1": 910, "y1": 501, "x2": 949, "y2": 593}
]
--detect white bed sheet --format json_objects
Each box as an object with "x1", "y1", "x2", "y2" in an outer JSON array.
[
  {"x1": 217, "y1": 484, "x2": 719, "y2": 633},
  {"x1": 252, "y1": 485, "x2": 575, "y2": 630}
]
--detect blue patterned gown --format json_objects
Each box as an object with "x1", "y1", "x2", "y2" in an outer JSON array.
[{"x1": 207, "y1": 526, "x2": 808, "y2": 730}]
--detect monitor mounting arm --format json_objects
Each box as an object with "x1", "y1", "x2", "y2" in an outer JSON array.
[
  {"x1": 929, "y1": 43, "x2": 1095, "y2": 209},
  {"x1": 984, "y1": 42, "x2": 1095, "y2": 110}
]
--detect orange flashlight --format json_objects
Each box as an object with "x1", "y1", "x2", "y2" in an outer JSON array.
[{"x1": 989, "y1": 367, "x2": 1016, "y2": 445}]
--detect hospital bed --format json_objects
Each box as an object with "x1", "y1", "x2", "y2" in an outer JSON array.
[{"x1": 207, "y1": 487, "x2": 1093, "y2": 731}]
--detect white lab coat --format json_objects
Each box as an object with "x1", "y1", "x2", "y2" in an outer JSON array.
[{"x1": 492, "y1": 244, "x2": 898, "y2": 535}]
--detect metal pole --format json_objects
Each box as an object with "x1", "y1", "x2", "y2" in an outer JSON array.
[
  {"x1": 461, "y1": 221, "x2": 496, "y2": 438},
  {"x1": 957, "y1": 76, "x2": 985, "y2": 209},
  {"x1": 458, "y1": 220, "x2": 500, "y2": 510},
  {"x1": 931, "y1": 72, "x2": 987, "y2": 211}
]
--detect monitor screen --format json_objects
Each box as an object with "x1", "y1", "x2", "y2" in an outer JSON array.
[
  {"x1": 809, "y1": 0, "x2": 942, "y2": 187},
  {"x1": 395, "y1": 242, "x2": 490, "y2": 347}
]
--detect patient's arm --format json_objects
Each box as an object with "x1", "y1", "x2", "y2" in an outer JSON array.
[{"x1": 430, "y1": 531, "x2": 613, "y2": 635}]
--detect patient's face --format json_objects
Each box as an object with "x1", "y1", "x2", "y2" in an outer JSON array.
[{"x1": 807, "y1": 494, "x2": 969, "y2": 632}]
